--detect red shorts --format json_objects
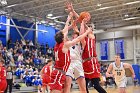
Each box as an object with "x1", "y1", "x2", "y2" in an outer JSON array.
[
  {"x1": 49, "y1": 69, "x2": 66, "y2": 91},
  {"x1": 0, "y1": 80, "x2": 7, "y2": 92},
  {"x1": 82, "y1": 57, "x2": 100, "y2": 79},
  {"x1": 42, "y1": 76, "x2": 51, "y2": 87}
]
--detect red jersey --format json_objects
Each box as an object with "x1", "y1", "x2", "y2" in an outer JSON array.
[
  {"x1": 82, "y1": 37, "x2": 100, "y2": 79},
  {"x1": 42, "y1": 65, "x2": 51, "y2": 77},
  {"x1": 54, "y1": 42, "x2": 70, "y2": 72},
  {"x1": 82, "y1": 37, "x2": 97, "y2": 59},
  {"x1": 42, "y1": 65, "x2": 51, "y2": 86},
  {"x1": 0, "y1": 66, "x2": 7, "y2": 92},
  {"x1": 0, "y1": 66, "x2": 6, "y2": 80}
]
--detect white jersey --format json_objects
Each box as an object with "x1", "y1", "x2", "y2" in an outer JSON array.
[
  {"x1": 70, "y1": 43, "x2": 82, "y2": 61},
  {"x1": 112, "y1": 62, "x2": 126, "y2": 82},
  {"x1": 66, "y1": 43, "x2": 84, "y2": 79}
]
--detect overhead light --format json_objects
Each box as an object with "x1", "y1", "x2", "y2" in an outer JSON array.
[
  {"x1": 49, "y1": 22, "x2": 56, "y2": 26},
  {"x1": 41, "y1": 30, "x2": 48, "y2": 33},
  {"x1": 96, "y1": 1, "x2": 140, "y2": 11},
  {"x1": 124, "y1": 1, "x2": 140, "y2": 5},
  {"x1": 47, "y1": 16, "x2": 64, "y2": 20},
  {"x1": 97, "y1": 7, "x2": 110, "y2": 10},
  {"x1": 0, "y1": 0, "x2": 7, "y2": 6},
  {"x1": 41, "y1": 20, "x2": 46, "y2": 24},
  {"x1": 124, "y1": 14, "x2": 129, "y2": 17},
  {"x1": 6, "y1": 4, "x2": 18, "y2": 8},
  {"x1": 54, "y1": 20, "x2": 65, "y2": 25},
  {"x1": 47, "y1": 14, "x2": 53, "y2": 17},
  {"x1": 97, "y1": 3, "x2": 101, "y2": 7},
  {"x1": 124, "y1": 17, "x2": 140, "y2": 20}
]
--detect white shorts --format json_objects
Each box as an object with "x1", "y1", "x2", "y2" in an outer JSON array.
[
  {"x1": 66, "y1": 60, "x2": 84, "y2": 80},
  {"x1": 115, "y1": 78, "x2": 127, "y2": 88}
]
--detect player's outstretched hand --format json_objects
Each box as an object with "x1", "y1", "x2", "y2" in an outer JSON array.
[{"x1": 65, "y1": 2, "x2": 74, "y2": 13}]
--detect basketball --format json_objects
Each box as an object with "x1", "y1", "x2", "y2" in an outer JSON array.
[
  {"x1": 77, "y1": 11, "x2": 91, "y2": 23},
  {"x1": 125, "y1": 68, "x2": 132, "y2": 77}
]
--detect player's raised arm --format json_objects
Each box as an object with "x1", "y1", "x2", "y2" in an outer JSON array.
[
  {"x1": 61, "y1": 12, "x2": 73, "y2": 42},
  {"x1": 79, "y1": 19, "x2": 87, "y2": 48},
  {"x1": 80, "y1": 19, "x2": 86, "y2": 35},
  {"x1": 62, "y1": 12, "x2": 73, "y2": 34},
  {"x1": 65, "y1": 2, "x2": 79, "y2": 18}
]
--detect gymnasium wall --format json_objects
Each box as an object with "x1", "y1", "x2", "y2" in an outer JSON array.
[
  {"x1": 0, "y1": 16, "x2": 7, "y2": 46},
  {"x1": 37, "y1": 24, "x2": 56, "y2": 48},
  {"x1": 136, "y1": 29, "x2": 140, "y2": 64},
  {"x1": 10, "y1": 19, "x2": 35, "y2": 43},
  {"x1": 96, "y1": 30, "x2": 136, "y2": 64}
]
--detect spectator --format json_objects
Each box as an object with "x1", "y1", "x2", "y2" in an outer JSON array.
[
  {"x1": 7, "y1": 39, "x2": 12, "y2": 49},
  {"x1": 29, "y1": 40, "x2": 34, "y2": 46},
  {"x1": 46, "y1": 43, "x2": 49, "y2": 52},
  {"x1": 29, "y1": 40, "x2": 34, "y2": 50},
  {"x1": 18, "y1": 53, "x2": 24, "y2": 62},
  {"x1": 21, "y1": 39, "x2": 26, "y2": 46},
  {"x1": 9, "y1": 57, "x2": 16, "y2": 68},
  {"x1": 47, "y1": 48, "x2": 52, "y2": 57},
  {"x1": 7, "y1": 49, "x2": 13, "y2": 57},
  {"x1": 15, "y1": 40, "x2": 19, "y2": 47}
]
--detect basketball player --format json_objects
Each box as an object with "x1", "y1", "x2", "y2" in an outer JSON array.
[
  {"x1": 49, "y1": 12, "x2": 92, "y2": 93},
  {"x1": 64, "y1": 26, "x2": 86, "y2": 93},
  {"x1": 0, "y1": 59, "x2": 7, "y2": 93},
  {"x1": 40, "y1": 59, "x2": 53, "y2": 93},
  {"x1": 81, "y1": 20, "x2": 107, "y2": 93},
  {"x1": 66, "y1": 2, "x2": 107, "y2": 93},
  {"x1": 106, "y1": 54, "x2": 135, "y2": 93}
]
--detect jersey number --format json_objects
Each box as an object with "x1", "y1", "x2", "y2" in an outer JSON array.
[
  {"x1": 44, "y1": 68, "x2": 47, "y2": 73},
  {"x1": 55, "y1": 51, "x2": 59, "y2": 61},
  {"x1": 117, "y1": 72, "x2": 121, "y2": 76}
]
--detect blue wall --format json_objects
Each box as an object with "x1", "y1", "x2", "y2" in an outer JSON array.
[
  {"x1": 0, "y1": 16, "x2": 57, "y2": 48},
  {"x1": 0, "y1": 15, "x2": 7, "y2": 46},
  {"x1": 10, "y1": 19, "x2": 35, "y2": 43},
  {"x1": 132, "y1": 65, "x2": 140, "y2": 84},
  {"x1": 38, "y1": 24, "x2": 56, "y2": 48}
]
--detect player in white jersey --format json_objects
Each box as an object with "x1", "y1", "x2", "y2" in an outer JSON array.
[
  {"x1": 106, "y1": 54, "x2": 135, "y2": 93},
  {"x1": 64, "y1": 30, "x2": 86, "y2": 93}
]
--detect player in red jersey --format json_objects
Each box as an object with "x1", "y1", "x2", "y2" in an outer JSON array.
[
  {"x1": 81, "y1": 25, "x2": 107, "y2": 93},
  {"x1": 80, "y1": 20, "x2": 107, "y2": 93},
  {"x1": 0, "y1": 59, "x2": 7, "y2": 93},
  {"x1": 49, "y1": 12, "x2": 92, "y2": 93},
  {"x1": 40, "y1": 59, "x2": 53, "y2": 93},
  {"x1": 66, "y1": 2, "x2": 107, "y2": 93}
]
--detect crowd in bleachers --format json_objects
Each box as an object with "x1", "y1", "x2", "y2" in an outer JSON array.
[{"x1": 0, "y1": 39, "x2": 54, "y2": 88}]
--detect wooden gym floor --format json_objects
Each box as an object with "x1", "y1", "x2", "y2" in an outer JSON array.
[{"x1": 71, "y1": 86, "x2": 140, "y2": 93}]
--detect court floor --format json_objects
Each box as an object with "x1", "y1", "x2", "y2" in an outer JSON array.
[{"x1": 71, "y1": 86, "x2": 140, "y2": 93}]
